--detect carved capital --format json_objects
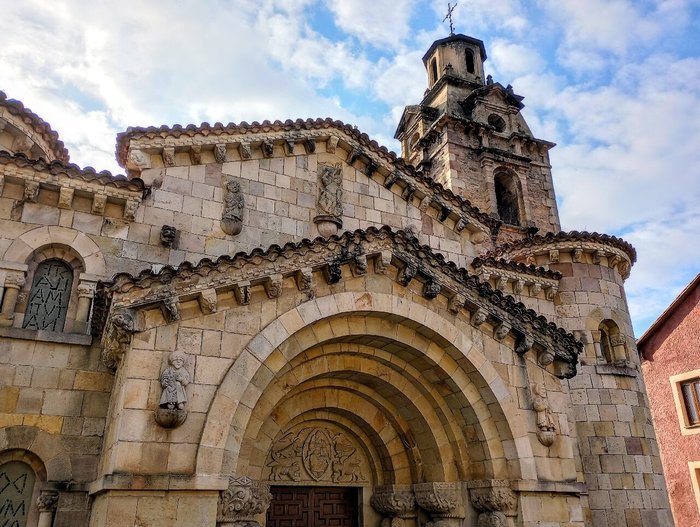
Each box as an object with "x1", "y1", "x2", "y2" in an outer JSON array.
[
  {"x1": 466, "y1": 480, "x2": 516, "y2": 518},
  {"x1": 4, "y1": 273, "x2": 26, "y2": 289},
  {"x1": 36, "y1": 490, "x2": 59, "y2": 512},
  {"x1": 371, "y1": 485, "x2": 415, "y2": 518},
  {"x1": 609, "y1": 333, "x2": 626, "y2": 347},
  {"x1": 217, "y1": 476, "x2": 272, "y2": 526},
  {"x1": 413, "y1": 482, "x2": 463, "y2": 518},
  {"x1": 77, "y1": 282, "x2": 96, "y2": 298}
]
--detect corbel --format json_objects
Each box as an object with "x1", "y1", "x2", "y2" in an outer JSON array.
[
  {"x1": 352, "y1": 254, "x2": 368, "y2": 276},
  {"x1": 515, "y1": 335, "x2": 533, "y2": 355},
  {"x1": 398, "y1": 263, "x2": 417, "y2": 286},
  {"x1": 161, "y1": 297, "x2": 180, "y2": 322},
  {"x1": 374, "y1": 251, "x2": 392, "y2": 274},
  {"x1": 530, "y1": 283, "x2": 542, "y2": 296},
  {"x1": 261, "y1": 140, "x2": 274, "y2": 158},
  {"x1": 264, "y1": 274, "x2": 283, "y2": 299},
  {"x1": 92, "y1": 194, "x2": 107, "y2": 215},
  {"x1": 573, "y1": 249, "x2": 583, "y2": 263},
  {"x1": 190, "y1": 145, "x2": 202, "y2": 165},
  {"x1": 593, "y1": 250, "x2": 605, "y2": 265},
  {"x1": 545, "y1": 285, "x2": 558, "y2": 301},
  {"x1": 537, "y1": 348, "x2": 555, "y2": 367},
  {"x1": 214, "y1": 144, "x2": 227, "y2": 163},
  {"x1": 58, "y1": 187, "x2": 74, "y2": 209},
  {"x1": 548, "y1": 249, "x2": 559, "y2": 263},
  {"x1": 513, "y1": 280, "x2": 524, "y2": 295},
  {"x1": 198, "y1": 288, "x2": 218, "y2": 315},
  {"x1": 448, "y1": 294, "x2": 465, "y2": 314},
  {"x1": 494, "y1": 276, "x2": 506, "y2": 291},
  {"x1": 295, "y1": 268, "x2": 313, "y2": 291},
  {"x1": 471, "y1": 308, "x2": 487, "y2": 328},
  {"x1": 494, "y1": 322, "x2": 510, "y2": 341},
  {"x1": 402, "y1": 184, "x2": 417, "y2": 202},
  {"x1": 418, "y1": 195, "x2": 431, "y2": 212},
  {"x1": 284, "y1": 140, "x2": 296, "y2": 155},
  {"x1": 303, "y1": 138, "x2": 316, "y2": 154},
  {"x1": 234, "y1": 281, "x2": 251, "y2": 305},
  {"x1": 325, "y1": 261, "x2": 342, "y2": 284},
  {"x1": 423, "y1": 278, "x2": 440, "y2": 299},
  {"x1": 162, "y1": 147, "x2": 176, "y2": 167},
  {"x1": 347, "y1": 147, "x2": 364, "y2": 165},
  {"x1": 437, "y1": 205, "x2": 450, "y2": 223},
  {"x1": 326, "y1": 136, "x2": 339, "y2": 154},
  {"x1": 364, "y1": 160, "x2": 378, "y2": 177},
  {"x1": 238, "y1": 142, "x2": 252, "y2": 160},
  {"x1": 455, "y1": 217, "x2": 470, "y2": 232},
  {"x1": 24, "y1": 181, "x2": 39, "y2": 202},
  {"x1": 123, "y1": 199, "x2": 140, "y2": 221},
  {"x1": 383, "y1": 172, "x2": 399, "y2": 190}
]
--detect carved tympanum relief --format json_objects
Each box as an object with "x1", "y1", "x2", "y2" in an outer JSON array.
[
  {"x1": 314, "y1": 162, "x2": 343, "y2": 237},
  {"x1": 265, "y1": 427, "x2": 366, "y2": 483},
  {"x1": 221, "y1": 176, "x2": 244, "y2": 235}
]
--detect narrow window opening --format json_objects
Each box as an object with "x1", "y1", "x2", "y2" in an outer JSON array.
[
  {"x1": 430, "y1": 58, "x2": 438, "y2": 85},
  {"x1": 599, "y1": 328, "x2": 614, "y2": 364},
  {"x1": 494, "y1": 173, "x2": 521, "y2": 226},
  {"x1": 466, "y1": 49, "x2": 475, "y2": 74}
]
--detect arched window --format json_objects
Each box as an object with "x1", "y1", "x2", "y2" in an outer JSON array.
[
  {"x1": 488, "y1": 113, "x2": 506, "y2": 133},
  {"x1": 465, "y1": 49, "x2": 475, "y2": 74},
  {"x1": 0, "y1": 459, "x2": 36, "y2": 527},
  {"x1": 22, "y1": 259, "x2": 73, "y2": 331},
  {"x1": 598, "y1": 320, "x2": 627, "y2": 365},
  {"x1": 430, "y1": 58, "x2": 438, "y2": 85},
  {"x1": 494, "y1": 172, "x2": 521, "y2": 226},
  {"x1": 599, "y1": 326, "x2": 614, "y2": 364}
]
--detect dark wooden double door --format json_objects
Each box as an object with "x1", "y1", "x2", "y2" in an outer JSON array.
[{"x1": 267, "y1": 486, "x2": 359, "y2": 527}]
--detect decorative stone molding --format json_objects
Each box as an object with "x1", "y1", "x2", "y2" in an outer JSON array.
[
  {"x1": 532, "y1": 383, "x2": 557, "y2": 446},
  {"x1": 221, "y1": 176, "x2": 244, "y2": 236},
  {"x1": 266, "y1": 427, "x2": 366, "y2": 483},
  {"x1": 466, "y1": 480, "x2": 517, "y2": 527},
  {"x1": 414, "y1": 482, "x2": 463, "y2": 523},
  {"x1": 155, "y1": 351, "x2": 190, "y2": 428},
  {"x1": 371, "y1": 485, "x2": 416, "y2": 520},
  {"x1": 314, "y1": 162, "x2": 343, "y2": 237},
  {"x1": 217, "y1": 476, "x2": 272, "y2": 527},
  {"x1": 101, "y1": 310, "x2": 136, "y2": 370}
]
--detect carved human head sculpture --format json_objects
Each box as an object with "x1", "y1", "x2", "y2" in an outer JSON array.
[{"x1": 169, "y1": 351, "x2": 186, "y2": 369}]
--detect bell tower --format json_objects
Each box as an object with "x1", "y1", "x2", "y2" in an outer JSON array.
[{"x1": 395, "y1": 34, "x2": 561, "y2": 235}]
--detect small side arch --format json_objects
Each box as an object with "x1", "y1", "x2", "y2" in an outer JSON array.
[{"x1": 493, "y1": 168, "x2": 524, "y2": 226}]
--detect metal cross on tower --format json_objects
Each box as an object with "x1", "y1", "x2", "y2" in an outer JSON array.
[{"x1": 443, "y1": 2, "x2": 457, "y2": 36}]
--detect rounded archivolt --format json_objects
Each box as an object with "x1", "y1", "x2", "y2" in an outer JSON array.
[{"x1": 197, "y1": 292, "x2": 534, "y2": 485}]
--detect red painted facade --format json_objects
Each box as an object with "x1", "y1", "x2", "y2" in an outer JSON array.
[{"x1": 640, "y1": 274, "x2": 700, "y2": 527}]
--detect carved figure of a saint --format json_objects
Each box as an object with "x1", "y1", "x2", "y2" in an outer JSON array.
[
  {"x1": 223, "y1": 179, "x2": 244, "y2": 222},
  {"x1": 532, "y1": 383, "x2": 556, "y2": 432},
  {"x1": 317, "y1": 164, "x2": 343, "y2": 218},
  {"x1": 159, "y1": 351, "x2": 190, "y2": 410}
]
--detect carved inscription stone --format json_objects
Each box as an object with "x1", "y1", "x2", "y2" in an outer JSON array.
[
  {"x1": 266, "y1": 427, "x2": 366, "y2": 483},
  {"x1": 22, "y1": 259, "x2": 73, "y2": 331},
  {"x1": 0, "y1": 460, "x2": 36, "y2": 527}
]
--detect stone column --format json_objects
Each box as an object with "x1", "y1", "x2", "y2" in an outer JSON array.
[
  {"x1": 371, "y1": 485, "x2": 416, "y2": 527},
  {"x1": 609, "y1": 333, "x2": 628, "y2": 365},
  {"x1": 0, "y1": 273, "x2": 25, "y2": 327},
  {"x1": 36, "y1": 490, "x2": 59, "y2": 527},
  {"x1": 413, "y1": 482, "x2": 464, "y2": 527},
  {"x1": 466, "y1": 480, "x2": 516, "y2": 527},
  {"x1": 75, "y1": 281, "x2": 96, "y2": 333},
  {"x1": 216, "y1": 476, "x2": 271, "y2": 527}
]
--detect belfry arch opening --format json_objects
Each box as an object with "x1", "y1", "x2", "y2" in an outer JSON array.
[{"x1": 494, "y1": 170, "x2": 522, "y2": 226}]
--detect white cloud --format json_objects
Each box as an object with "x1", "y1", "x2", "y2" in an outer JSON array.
[
  {"x1": 489, "y1": 40, "x2": 546, "y2": 79},
  {"x1": 327, "y1": 0, "x2": 413, "y2": 49}
]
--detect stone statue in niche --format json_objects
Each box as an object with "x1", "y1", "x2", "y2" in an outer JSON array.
[
  {"x1": 314, "y1": 162, "x2": 343, "y2": 237},
  {"x1": 221, "y1": 176, "x2": 244, "y2": 235},
  {"x1": 154, "y1": 351, "x2": 190, "y2": 428},
  {"x1": 532, "y1": 383, "x2": 556, "y2": 446}
]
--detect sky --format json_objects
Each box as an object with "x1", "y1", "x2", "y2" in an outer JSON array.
[{"x1": 0, "y1": 0, "x2": 699, "y2": 336}]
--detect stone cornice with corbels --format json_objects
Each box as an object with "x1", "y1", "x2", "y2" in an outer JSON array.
[
  {"x1": 0, "y1": 152, "x2": 147, "y2": 221},
  {"x1": 472, "y1": 260, "x2": 560, "y2": 300},
  {"x1": 94, "y1": 227, "x2": 582, "y2": 378},
  {"x1": 119, "y1": 121, "x2": 498, "y2": 240},
  {"x1": 485, "y1": 231, "x2": 636, "y2": 280}
]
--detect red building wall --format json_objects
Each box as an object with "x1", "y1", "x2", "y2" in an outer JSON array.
[{"x1": 641, "y1": 281, "x2": 700, "y2": 527}]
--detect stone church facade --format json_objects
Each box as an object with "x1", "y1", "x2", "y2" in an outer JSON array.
[{"x1": 0, "y1": 34, "x2": 672, "y2": 527}]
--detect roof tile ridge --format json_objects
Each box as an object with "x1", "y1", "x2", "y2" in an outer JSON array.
[{"x1": 472, "y1": 255, "x2": 562, "y2": 280}]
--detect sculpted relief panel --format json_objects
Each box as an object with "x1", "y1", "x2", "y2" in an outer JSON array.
[{"x1": 265, "y1": 426, "x2": 368, "y2": 484}]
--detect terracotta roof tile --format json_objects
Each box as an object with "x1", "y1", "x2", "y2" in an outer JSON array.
[{"x1": 0, "y1": 90, "x2": 70, "y2": 163}]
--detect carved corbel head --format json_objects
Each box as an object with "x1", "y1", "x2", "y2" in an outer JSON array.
[{"x1": 101, "y1": 310, "x2": 136, "y2": 370}]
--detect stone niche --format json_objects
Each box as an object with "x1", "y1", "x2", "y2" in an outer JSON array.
[{"x1": 264, "y1": 424, "x2": 371, "y2": 484}]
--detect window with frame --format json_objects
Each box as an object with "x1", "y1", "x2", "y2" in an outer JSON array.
[
  {"x1": 681, "y1": 378, "x2": 700, "y2": 426},
  {"x1": 22, "y1": 259, "x2": 73, "y2": 332}
]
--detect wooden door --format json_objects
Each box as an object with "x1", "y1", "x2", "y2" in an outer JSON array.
[{"x1": 267, "y1": 486, "x2": 358, "y2": 527}]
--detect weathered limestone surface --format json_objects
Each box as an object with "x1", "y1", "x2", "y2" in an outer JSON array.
[{"x1": 0, "y1": 34, "x2": 671, "y2": 527}]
